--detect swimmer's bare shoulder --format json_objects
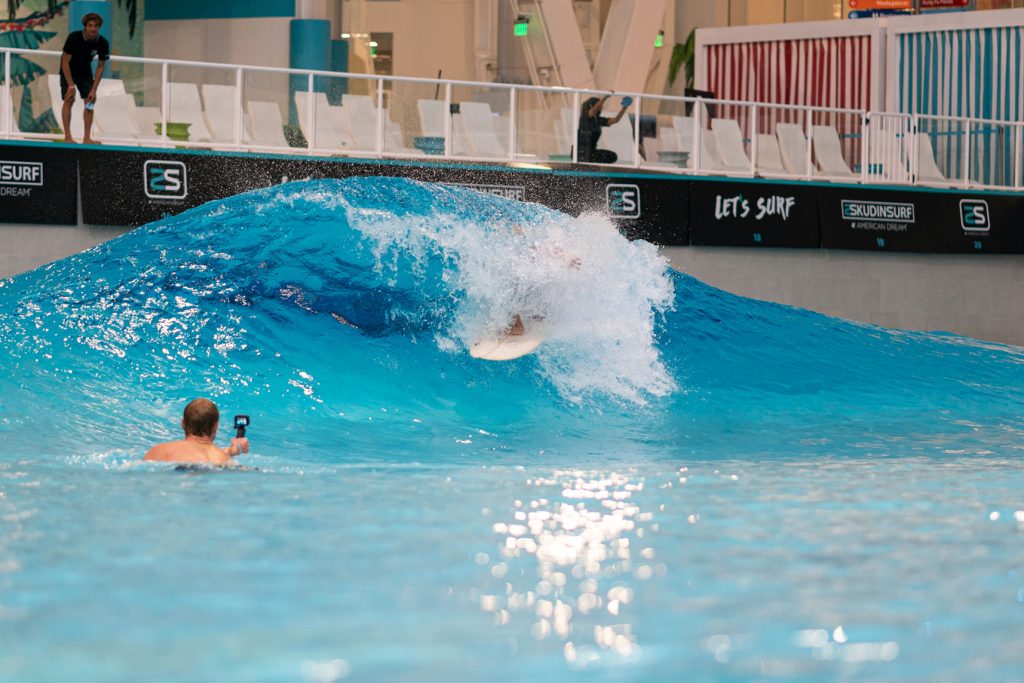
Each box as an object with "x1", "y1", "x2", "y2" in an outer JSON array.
[{"x1": 144, "y1": 440, "x2": 241, "y2": 466}]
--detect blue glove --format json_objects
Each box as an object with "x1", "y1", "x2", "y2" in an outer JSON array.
[{"x1": 621, "y1": 96, "x2": 633, "y2": 107}]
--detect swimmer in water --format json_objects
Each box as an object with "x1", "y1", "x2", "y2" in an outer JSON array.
[{"x1": 144, "y1": 398, "x2": 250, "y2": 465}]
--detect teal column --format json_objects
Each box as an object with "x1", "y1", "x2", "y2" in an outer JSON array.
[
  {"x1": 289, "y1": 19, "x2": 331, "y2": 126},
  {"x1": 327, "y1": 39, "x2": 349, "y2": 105}
]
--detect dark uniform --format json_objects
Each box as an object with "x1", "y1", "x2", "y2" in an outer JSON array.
[
  {"x1": 577, "y1": 97, "x2": 618, "y2": 164},
  {"x1": 60, "y1": 30, "x2": 110, "y2": 99}
]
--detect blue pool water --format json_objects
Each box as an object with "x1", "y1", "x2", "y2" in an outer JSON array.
[{"x1": 2, "y1": 177, "x2": 1023, "y2": 682}]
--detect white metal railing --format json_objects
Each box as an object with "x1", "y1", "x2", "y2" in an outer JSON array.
[{"x1": 2, "y1": 47, "x2": 1022, "y2": 191}]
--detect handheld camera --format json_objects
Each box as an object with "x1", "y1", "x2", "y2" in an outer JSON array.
[{"x1": 233, "y1": 415, "x2": 250, "y2": 438}]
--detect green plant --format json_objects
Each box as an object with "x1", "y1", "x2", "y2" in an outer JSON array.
[{"x1": 668, "y1": 29, "x2": 696, "y2": 90}]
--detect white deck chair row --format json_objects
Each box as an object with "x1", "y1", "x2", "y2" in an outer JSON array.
[
  {"x1": 295, "y1": 91, "x2": 414, "y2": 154},
  {"x1": 46, "y1": 76, "x2": 290, "y2": 148}
]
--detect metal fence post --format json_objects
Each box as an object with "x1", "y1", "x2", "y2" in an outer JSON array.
[
  {"x1": 234, "y1": 67, "x2": 243, "y2": 149},
  {"x1": 804, "y1": 106, "x2": 813, "y2": 180},
  {"x1": 750, "y1": 103, "x2": 759, "y2": 174},
  {"x1": 859, "y1": 112, "x2": 868, "y2": 183},
  {"x1": 1011, "y1": 122, "x2": 1019, "y2": 189},
  {"x1": 376, "y1": 78, "x2": 385, "y2": 155},
  {"x1": 306, "y1": 73, "x2": 315, "y2": 150},
  {"x1": 571, "y1": 91, "x2": 579, "y2": 163},
  {"x1": 2, "y1": 49, "x2": 10, "y2": 137},
  {"x1": 443, "y1": 82, "x2": 452, "y2": 158},
  {"x1": 909, "y1": 114, "x2": 918, "y2": 185},
  {"x1": 509, "y1": 86, "x2": 517, "y2": 162},
  {"x1": 160, "y1": 62, "x2": 169, "y2": 146},
  {"x1": 962, "y1": 120, "x2": 971, "y2": 189}
]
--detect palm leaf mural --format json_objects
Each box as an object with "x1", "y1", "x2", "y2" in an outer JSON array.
[
  {"x1": 7, "y1": 0, "x2": 59, "y2": 22},
  {"x1": 18, "y1": 81, "x2": 57, "y2": 131},
  {"x1": 116, "y1": 0, "x2": 136, "y2": 39}
]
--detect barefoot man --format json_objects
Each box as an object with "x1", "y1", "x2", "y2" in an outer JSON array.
[{"x1": 60, "y1": 13, "x2": 109, "y2": 144}]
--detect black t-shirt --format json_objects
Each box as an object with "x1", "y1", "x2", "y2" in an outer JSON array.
[
  {"x1": 62, "y1": 30, "x2": 110, "y2": 81},
  {"x1": 577, "y1": 98, "x2": 610, "y2": 151}
]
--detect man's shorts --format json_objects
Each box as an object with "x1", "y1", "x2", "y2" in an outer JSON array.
[{"x1": 60, "y1": 73, "x2": 94, "y2": 100}]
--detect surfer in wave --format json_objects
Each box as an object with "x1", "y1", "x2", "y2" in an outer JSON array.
[
  {"x1": 144, "y1": 398, "x2": 250, "y2": 465},
  {"x1": 472, "y1": 226, "x2": 581, "y2": 360}
]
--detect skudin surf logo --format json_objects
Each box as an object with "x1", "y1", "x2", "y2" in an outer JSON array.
[
  {"x1": 841, "y1": 200, "x2": 915, "y2": 223},
  {"x1": 959, "y1": 199, "x2": 990, "y2": 233},
  {"x1": 144, "y1": 160, "x2": 188, "y2": 200},
  {"x1": 607, "y1": 184, "x2": 641, "y2": 218}
]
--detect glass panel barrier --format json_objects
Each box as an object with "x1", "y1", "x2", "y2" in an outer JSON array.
[
  {"x1": 637, "y1": 94, "x2": 689, "y2": 172},
  {"x1": 449, "y1": 83, "x2": 512, "y2": 160},
  {"x1": 1016, "y1": 124, "x2": 1024, "y2": 190},
  {"x1": 917, "y1": 115, "x2": 966, "y2": 186},
  {"x1": 243, "y1": 67, "x2": 294, "y2": 150},
  {"x1": 865, "y1": 113, "x2": 911, "y2": 184},
  {"x1": 336, "y1": 74, "x2": 383, "y2": 155},
  {"x1": 388, "y1": 77, "x2": 447, "y2": 158},
  {"x1": 91, "y1": 56, "x2": 161, "y2": 145},
  {"x1": 749, "y1": 102, "x2": 808, "y2": 178},
  {"x1": 307, "y1": 72, "x2": 357, "y2": 155},
  {"x1": 810, "y1": 108, "x2": 863, "y2": 181},
  {"x1": 165, "y1": 62, "x2": 237, "y2": 147},
  {"x1": 10, "y1": 50, "x2": 63, "y2": 139},
  {"x1": 512, "y1": 86, "x2": 571, "y2": 162},
  {"x1": 0, "y1": 51, "x2": 10, "y2": 136},
  {"x1": 970, "y1": 119, "x2": 1016, "y2": 189}
]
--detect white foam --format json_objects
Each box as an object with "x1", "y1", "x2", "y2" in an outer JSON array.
[{"x1": 345, "y1": 197, "x2": 676, "y2": 404}]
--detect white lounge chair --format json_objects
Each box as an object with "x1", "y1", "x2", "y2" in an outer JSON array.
[
  {"x1": 135, "y1": 106, "x2": 162, "y2": 140},
  {"x1": 670, "y1": 115, "x2": 696, "y2": 167},
  {"x1": 756, "y1": 133, "x2": 786, "y2": 174},
  {"x1": 458, "y1": 101, "x2": 506, "y2": 157},
  {"x1": 246, "y1": 100, "x2": 288, "y2": 148},
  {"x1": 711, "y1": 118, "x2": 752, "y2": 172},
  {"x1": 342, "y1": 94, "x2": 415, "y2": 154},
  {"x1": 448, "y1": 113, "x2": 473, "y2": 156},
  {"x1": 168, "y1": 82, "x2": 213, "y2": 142},
  {"x1": 96, "y1": 79, "x2": 125, "y2": 97},
  {"x1": 776, "y1": 122, "x2": 811, "y2": 175},
  {"x1": 94, "y1": 92, "x2": 141, "y2": 141},
  {"x1": 417, "y1": 99, "x2": 446, "y2": 137},
  {"x1": 47, "y1": 74, "x2": 84, "y2": 140},
  {"x1": 916, "y1": 133, "x2": 946, "y2": 182},
  {"x1": 294, "y1": 91, "x2": 355, "y2": 151},
  {"x1": 341, "y1": 94, "x2": 379, "y2": 150},
  {"x1": 202, "y1": 84, "x2": 242, "y2": 143},
  {"x1": 812, "y1": 124, "x2": 854, "y2": 177}
]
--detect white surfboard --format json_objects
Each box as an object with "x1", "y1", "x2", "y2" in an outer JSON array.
[{"x1": 469, "y1": 329, "x2": 545, "y2": 361}]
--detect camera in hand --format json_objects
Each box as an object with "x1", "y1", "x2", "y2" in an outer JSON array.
[{"x1": 233, "y1": 415, "x2": 250, "y2": 438}]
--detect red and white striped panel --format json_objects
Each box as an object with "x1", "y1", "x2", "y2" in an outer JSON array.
[{"x1": 704, "y1": 36, "x2": 873, "y2": 164}]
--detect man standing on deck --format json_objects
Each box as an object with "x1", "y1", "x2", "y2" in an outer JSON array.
[
  {"x1": 60, "y1": 13, "x2": 110, "y2": 144},
  {"x1": 144, "y1": 398, "x2": 250, "y2": 465}
]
